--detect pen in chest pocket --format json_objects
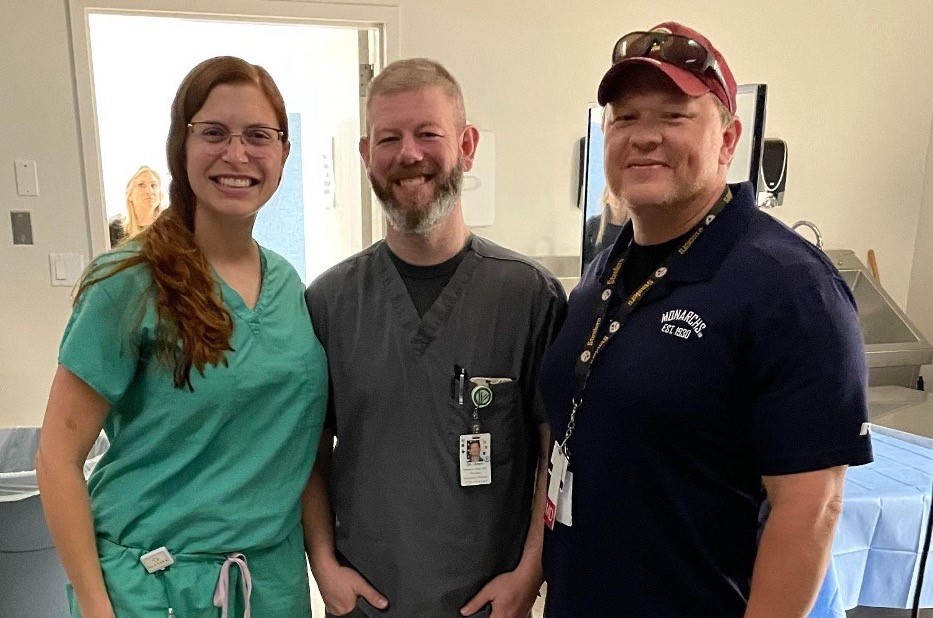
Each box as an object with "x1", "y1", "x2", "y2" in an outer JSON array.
[{"x1": 452, "y1": 365, "x2": 467, "y2": 405}]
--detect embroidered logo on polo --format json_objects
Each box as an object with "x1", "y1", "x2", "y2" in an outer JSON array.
[{"x1": 660, "y1": 308, "x2": 707, "y2": 340}]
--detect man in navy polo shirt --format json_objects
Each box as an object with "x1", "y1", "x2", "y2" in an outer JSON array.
[{"x1": 540, "y1": 22, "x2": 873, "y2": 617}]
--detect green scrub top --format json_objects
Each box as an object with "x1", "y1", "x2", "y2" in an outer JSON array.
[{"x1": 58, "y1": 244, "x2": 326, "y2": 615}]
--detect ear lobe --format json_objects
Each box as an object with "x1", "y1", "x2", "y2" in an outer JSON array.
[{"x1": 459, "y1": 126, "x2": 480, "y2": 173}]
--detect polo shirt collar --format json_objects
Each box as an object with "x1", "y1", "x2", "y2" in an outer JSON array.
[{"x1": 597, "y1": 182, "x2": 755, "y2": 285}]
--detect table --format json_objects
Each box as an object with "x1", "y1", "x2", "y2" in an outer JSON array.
[{"x1": 810, "y1": 426, "x2": 933, "y2": 617}]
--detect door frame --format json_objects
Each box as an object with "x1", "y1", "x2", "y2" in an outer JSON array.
[{"x1": 68, "y1": 0, "x2": 399, "y2": 256}]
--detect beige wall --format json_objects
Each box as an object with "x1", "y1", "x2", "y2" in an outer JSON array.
[
  {"x1": 3, "y1": 0, "x2": 933, "y2": 426},
  {"x1": 1, "y1": 0, "x2": 90, "y2": 427},
  {"x1": 907, "y1": 101, "x2": 933, "y2": 387}
]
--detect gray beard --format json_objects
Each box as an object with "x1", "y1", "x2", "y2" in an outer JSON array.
[{"x1": 372, "y1": 163, "x2": 463, "y2": 236}]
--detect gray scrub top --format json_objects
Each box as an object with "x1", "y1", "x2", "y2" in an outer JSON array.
[{"x1": 306, "y1": 236, "x2": 566, "y2": 617}]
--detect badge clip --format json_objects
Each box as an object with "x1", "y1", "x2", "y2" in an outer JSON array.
[{"x1": 471, "y1": 384, "x2": 493, "y2": 408}]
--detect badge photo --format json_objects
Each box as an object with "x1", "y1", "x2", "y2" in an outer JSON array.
[{"x1": 459, "y1": 433, "x2": 492, "y2": 486}]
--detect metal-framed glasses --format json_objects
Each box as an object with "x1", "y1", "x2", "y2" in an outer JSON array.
[
  {"x1": 612, "y1": 31, "x2": 728, "y2": 96},
  {"x1": 187, "y1": 122, "x2": 285, "y2": 155}
]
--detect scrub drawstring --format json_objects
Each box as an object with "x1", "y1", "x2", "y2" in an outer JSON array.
[{"x1": 213, "y1": 552, "x2": 252, "y2": 618}]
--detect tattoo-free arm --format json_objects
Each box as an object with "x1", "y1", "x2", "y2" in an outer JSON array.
[
  {"x1": 36, "y1": 366, "x2": 114, "y2": 618},
  {"x1": 745, "y1": 466, "x2": 846, "y2": 617}
]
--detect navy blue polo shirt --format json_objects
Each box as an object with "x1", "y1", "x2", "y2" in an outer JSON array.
[{"x1": 540, "y1": 182, "x2": 873, "y2": 617}]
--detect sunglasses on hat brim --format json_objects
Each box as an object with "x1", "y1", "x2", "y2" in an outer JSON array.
[{"x1": 611, "y1": 31, "x2": 728, "y2": 99}]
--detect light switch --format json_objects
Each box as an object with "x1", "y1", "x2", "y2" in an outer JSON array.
[
  {"x1": 54, "y1": 255, "x2": 68, "y2": 280},
  {"x1": 49, "y1": 253, "x2": 86, "y2": 287},
  {"x1": 14, "y1": 159, "x2": 39, "y2": 196}
]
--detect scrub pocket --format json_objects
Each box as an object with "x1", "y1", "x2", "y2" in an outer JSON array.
[
  {"x1": 324, "y1": 608, "x2": 367, "y2": 618},
  {"x1": 447, "y1": 379, "x2": 521, "y2": 465},
  {"x1": 324, "y1": 596, "x2": 380, "y2": 617},
  {"x1": 465, "y1": 603, "x2": 492, "y2": 617}
]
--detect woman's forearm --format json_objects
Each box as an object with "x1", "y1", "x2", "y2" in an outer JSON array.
[
  {"x1": 36, "y1": 454, "x2": 113, "y2": 616},
  {"x1": 38, "y1": 366, "x2": 114, "y2": 615}
]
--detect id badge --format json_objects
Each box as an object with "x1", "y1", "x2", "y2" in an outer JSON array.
[
  {"x1": 459, "y1": 433, "x2": 491, "y2": 486},
  {"x1": 556, "y1": 471, "x2": 573, "y2": 526},
  {"x1": 544, "y1": 441, "x2": 568, "y2": 530}
]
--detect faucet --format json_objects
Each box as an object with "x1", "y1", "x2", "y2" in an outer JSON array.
[{"x1": 792, "y1": 220, "x2": 823, "y2": 249}]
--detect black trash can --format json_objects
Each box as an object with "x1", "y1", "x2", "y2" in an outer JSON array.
[{"x1": 0, "y1": 427, "x2": 108, "y2": 618}]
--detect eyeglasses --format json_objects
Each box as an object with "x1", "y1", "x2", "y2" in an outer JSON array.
[
  {"x1": 187, "y1": 122, "x2": 285, "y2": 155},
  {"x1": 612, "y1": 31, "x2": 728, "y2": 96}
]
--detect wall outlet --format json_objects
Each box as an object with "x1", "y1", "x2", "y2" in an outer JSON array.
[{"x1": 10, "y1": 211, "x2": 33, "y2": 244}]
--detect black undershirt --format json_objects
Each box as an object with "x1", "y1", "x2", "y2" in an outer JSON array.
[
  {"x1": 621, "y1": 230, "x2": 693, "y2": 293},
  {"x1": 388, "y1": 241, "x2": 471, "y2": 317}
]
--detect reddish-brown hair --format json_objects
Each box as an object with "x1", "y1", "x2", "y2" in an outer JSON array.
[{"x1": 76, "y1": 56, "x2": 289, "y2": 390}]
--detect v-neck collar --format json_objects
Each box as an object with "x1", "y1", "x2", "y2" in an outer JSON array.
[
  {"x1": 214, "y1": 246, "x2": 268, "y2": 324},
  {"x1": 597, "y1": 182, "x2": 755, "y2": 287},
  {"x1": 377, "y1": 238, "x2": 478, "y2": 356}
]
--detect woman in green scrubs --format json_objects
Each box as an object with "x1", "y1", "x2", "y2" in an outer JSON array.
[{"x1": 35, "y1": 56, "x2": 327, "y2": 617}]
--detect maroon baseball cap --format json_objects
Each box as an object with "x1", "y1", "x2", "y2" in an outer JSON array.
[{"x1": 597, "y1": 21, "x2": 737, "y2": 114}]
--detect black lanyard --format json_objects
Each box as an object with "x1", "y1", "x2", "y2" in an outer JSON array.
[{"x1": 559, "y1": 188, "x2": 732, "y2": 455}]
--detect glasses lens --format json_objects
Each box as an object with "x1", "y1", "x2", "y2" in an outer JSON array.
[
  {"x1": 242, "y1": 128, "x2": 278, "y2": 148},
  {"x1": 660, "y1": 35, "x2": 708, "y2": 70},
  {"x1": 613, "y1": 32, "x2": 656, "y2": 63},
  {"x1": 192, "y1": 123, "x2": 229, "y2": 144}
]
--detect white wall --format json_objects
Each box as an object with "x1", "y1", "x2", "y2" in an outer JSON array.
[
  {"x1": 4, "y1": 0, "x2": 933, "y2": 426},
  {"x1": 907, "y1": 99, "x2": 933, "y2": 387},
  {"x1": 1, "y1": 0, "x2": 90, "y2": 427}
]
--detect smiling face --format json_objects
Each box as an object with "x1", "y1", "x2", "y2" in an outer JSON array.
[
  {"x1": 360, "y1": 86, "x2": 477, "y2": 235},
  {"x1": 185, "y1": 82, "x2": 289, "y2": 229},
  {"x1": 603, "y1": 66, "x2": 739, "y2": 222}
]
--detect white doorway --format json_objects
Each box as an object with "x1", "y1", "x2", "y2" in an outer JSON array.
[{"x1": 70, "y1": 0, "x2": 398, "y2": 281}]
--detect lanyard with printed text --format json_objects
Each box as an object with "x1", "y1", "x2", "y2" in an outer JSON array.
[{"x1": 558, "y1": 187, "x2": 732, "y2": 458}]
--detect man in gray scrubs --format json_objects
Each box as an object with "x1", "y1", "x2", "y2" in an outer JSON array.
[{"x1": 303, "y1": 58, "x2": 566, "y2": 618}]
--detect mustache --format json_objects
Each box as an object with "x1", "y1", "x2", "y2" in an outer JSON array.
[{"x1": 387, "y1": 164, "x2": 437, "y2": 182}]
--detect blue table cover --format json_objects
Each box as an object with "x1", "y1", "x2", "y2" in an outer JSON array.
[{"x1": 810, "y1": 426, "x2": 933, "y2": 617}]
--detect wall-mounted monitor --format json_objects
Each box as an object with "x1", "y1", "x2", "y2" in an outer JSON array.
[
  {"x1": 580, "y1": 83, "x2": 768, "y2": 272},
  {"x1": 728, "y1": 84, "x2": 768, "y2": 192}
]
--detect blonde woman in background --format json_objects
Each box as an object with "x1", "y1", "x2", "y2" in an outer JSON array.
[
  {"x1": 582, "y1": 185, "x2": 628, "y2": 269},
  {"x1": 108, "y1": 166, "x2": 164, "y2": 246}
]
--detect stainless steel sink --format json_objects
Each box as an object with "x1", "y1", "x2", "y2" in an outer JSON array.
[{"x1": 826, "y1": 249, "x2": 932, "y2": 387}]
